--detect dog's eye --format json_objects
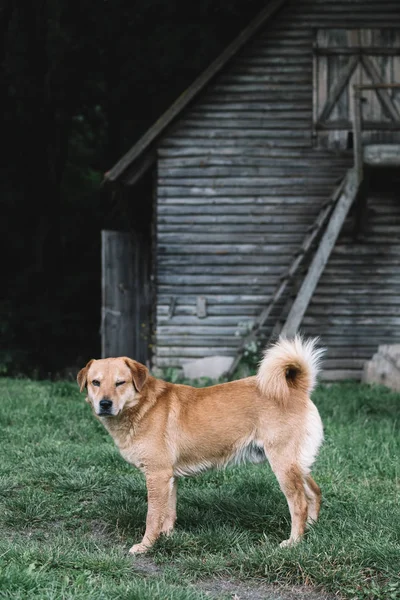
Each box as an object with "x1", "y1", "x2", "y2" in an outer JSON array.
[
  {"x1": 116, "y1": 381, "x2": 125, "y2": 387},
  {"x1": 92, "y1": 380, "x2": 100, "y2": 387}
]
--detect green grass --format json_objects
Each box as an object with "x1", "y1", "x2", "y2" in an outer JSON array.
[{"x1": 0, "y1": 378, "x2": 399, "y2": 599}]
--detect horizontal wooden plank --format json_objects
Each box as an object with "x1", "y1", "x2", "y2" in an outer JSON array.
[
  {"x1": 157, "y1": 303, "x2": 400, "y2": 318},
  {"x1": 158, "y1": 214, "x2": 315, "y2": 224},
  {"x1": 156, "y1": 347, "x2": 237, "y2": 358},
  {"x1": 158, "y1": 232, "x2": 305, "y2": 244},
  {"x1": 158, "y1": 166, "x2": 345, "y2": 177},
  {"x1": 311, "y1": 294, "x2": 400, "y2": 305},
  {"x1": 162, "y1": 138, "x2": 311, "y2": 149},
  {"x1": 156, "y1": 274, "x2": 284, "y2": 286},
  {"x1": 156, "y1": 336, "x2": 240, "y2": 347},
  {"x1": 320, "y1": 370, "x2": 362, "y2": 381},
  {"x1": 200, "y1": 92, "x2": 312, "y2": 103},
  {"x1": 156, "y1": 325, "x2": 242, "y2": 335},
  {"x1": 158, "y1": 243, "x2": 299, "y2": 254},
  {"x1": 157, "y1": 255, "x2": 292, "y2": 266},
  {"x1": 157, "y1": 295, "x2": 271, "y2": 305},
  {"x1": 229, "y1": 66, "x2": 312, "y2": 76},
  {"x1": 321, "y1": 358, "x2": 366, "y2": 369},
  {"x1": 333, "y1": 244, "x2": 400, "y2": 255},
  {"x1": 219, "y1": 74, "x2": 311, "y2": 85},
  {"x1": 167, "y1": 129, "x2": 310, "y2": 139},
  {"x1": 159, "y1": 156, "x2": 349, "y2": 168},
  {"x1": 158, "y1": 223, "x2": 312, "y2": 234},
  {"x1": 157, "y1": 285, "x2": 276, "y2": 295},
  {"x1": 310, "y1": 286, "x2": 400, "y2": 297},
  {"x1": 157, "y1": 148, "x2": 350, "y2": 159},
  {"x1": 158, "y1": 314, "x2": 266, "y2": 326},
  {"x1": 176, "y1": 119, "x2": 311, "y2": 130},
  {"x1": 158, "y1": 265, "x2": 285, "y2": 276},
  {"x1": 303, "y1": 316, "x2": 400, "y2": 326},
  {"x1": 157, "y1": 197, "x2": 327, "y2": 207},
  {"x1": 157, "y1": 305, "x2": 263, "y2": 317},
  {"x1": 159, "y1": 176, "x2": 342, "y2": 186},
  {"x1": 158, "y1": 186, "x2": 335, "y2": 197}
]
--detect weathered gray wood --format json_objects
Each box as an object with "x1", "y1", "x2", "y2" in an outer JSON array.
[
  {"x1": 320, "y1": 370, "x2": 362, "y2": 381},
  {"x1": 352, "y1": 86, "x2": 364, "y2": 183},
  {"x1": 360, "y1": 56, "x2": 400, "y2": 121},
  {"x1": 158, "y1": 233, "x2": 305, "y2": 244},
  {"x1": 105, "y1": 0, "x2": 288, "y2": 183},
  {"x1": 281, "y1": 168, "x2": 359, "y2": 337},
  {"x1": 158, "y1": 186, "x2": 336, "y2": 197},
  {"x1": 106, "y1": 3, "x2": 400, "y2": 380},
  {"x1": 225, "y1": 175, "x2": 347, "y2": 377},
  {"x1": 364, "y1": 143, "x2": 400, "y2": 165},
  {"x1": 314, "y1": 28, "x2": 400, "y2": 149},
  {"x1": 158, "y1": 224, "x2": 313, "y2": 234},
  {"x1": 101, "y1": 231, "x2": 135, "y2": 359},
  {"x1": 101, "y1": 231, "x2": 151, "y2": 364},
  {"x1": 315, "y1": 47, "x2": 400, "y2": 56},
  {"x1": 318, "y1": 55, "x2": 359, "y2": 123}
]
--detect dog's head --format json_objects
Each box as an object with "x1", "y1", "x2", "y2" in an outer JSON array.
[{"x1": 77, "y1": 357, "x2": 148, "y2": 417}]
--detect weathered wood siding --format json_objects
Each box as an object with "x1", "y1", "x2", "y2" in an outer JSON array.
[
  {"x1": 102, "y1": 230, "x2": 151, "y2": 365},
  {"x1": 154, "y1": 0, "x2": 400, "y2": 378},
  {"x1": 303, "y1": 168, "x2": 400, "y2": 380}
]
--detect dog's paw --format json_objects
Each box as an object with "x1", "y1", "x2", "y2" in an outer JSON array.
[
  {"x1": 279, "y1": 538, "x2": 297, "y2": 548},
  {"x1": 129, "y1": 542, "x2": 150, "y2": 554},
  {"x1": 161, "y1": 523, "x2": 175, "y2": 536}
]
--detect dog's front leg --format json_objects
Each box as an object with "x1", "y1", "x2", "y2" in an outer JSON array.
[{"x1": 129, "y1": 470, "x2": 173, "y2": 554}]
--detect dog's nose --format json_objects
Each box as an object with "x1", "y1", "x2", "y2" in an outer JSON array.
[{"x1": 99, "y1": 399, "x2": 113, "y2": 411}]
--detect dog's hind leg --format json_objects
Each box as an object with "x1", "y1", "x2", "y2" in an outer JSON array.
[
  {"x1": 304, "y1": 473, "x2": 321, "y2": 524},
  {"x1": 161, "y1": 476, "x2": 177, "y2": 535},
  {"x1": 266, "y1": 452, "x2": 308, "y2": 547}
]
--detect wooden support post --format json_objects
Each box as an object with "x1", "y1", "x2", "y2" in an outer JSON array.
[
  {"x1": 281, "y1": 168, "x2": 359, "y2": 338},
  {"x1": 352, "y1": 87, "x2": 363, "y2": 185}
]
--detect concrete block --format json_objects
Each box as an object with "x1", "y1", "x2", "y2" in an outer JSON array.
[{"x1": 182, "y1": 356, "x2": 234, "y2": 381}]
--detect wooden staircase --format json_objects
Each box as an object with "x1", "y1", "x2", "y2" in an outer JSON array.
[
  {"x1": 227, "y1": 82, "x2": 400, "y2": 378},
  {"x1": 226, "y1": 168, "x2": 360, "y2": 378}
]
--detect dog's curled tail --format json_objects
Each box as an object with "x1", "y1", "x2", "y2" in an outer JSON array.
[{"x1": 256, "y1": 336, "x2": 324, "y2": 404}]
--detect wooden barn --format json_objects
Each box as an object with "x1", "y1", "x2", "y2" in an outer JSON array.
[{"x1": 103, "y1": 0, "x2": 400, "y2": 381}]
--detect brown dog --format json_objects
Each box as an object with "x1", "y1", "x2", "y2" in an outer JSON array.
[{"x1": 77, "y1": 336, "x2": 324, "y2": 554}]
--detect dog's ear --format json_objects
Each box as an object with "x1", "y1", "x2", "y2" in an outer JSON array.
[
  {"x1": 77, "y1": 359, "x2": 94, "y2": 392},
  {"x1": 123, "y1": 358, "x2": 149, "y2": 392}
]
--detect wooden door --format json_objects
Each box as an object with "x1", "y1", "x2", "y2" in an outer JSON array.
[
  {"x1": 313, "y1": 29, "x2": 400, "y2": 150},
  {"x1": 101, "y1": 230, "x2": 151, "y2": 365}
]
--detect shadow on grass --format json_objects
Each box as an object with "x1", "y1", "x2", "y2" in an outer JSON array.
[{"x1": 96, "y1": 466, "x2": 290, "y2": 548}]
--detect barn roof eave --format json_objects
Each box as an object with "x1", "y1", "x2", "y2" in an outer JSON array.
[{"x1": 104, "y1": 0, "x2": 288, "y2": 187}]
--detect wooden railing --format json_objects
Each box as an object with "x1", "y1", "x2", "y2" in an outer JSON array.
[{"x1": 352, "y1": 83, "x2": 400, "y2": 184}]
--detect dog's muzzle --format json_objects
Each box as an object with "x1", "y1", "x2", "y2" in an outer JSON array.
[{"x1": 98, "y1": 398, "x2": 113, "y2": 416}]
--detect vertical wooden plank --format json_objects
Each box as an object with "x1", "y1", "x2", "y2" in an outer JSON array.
[
  {"x1": 330, "y1": 29, "x2": 350, "y2": 149},
  {"x1": 316, "y1": 29, "x2": 328, "y2": 148},
  {"x1": 347, "y1": 29, "x2": 362, "y2": 127},
  {"x1": 352, "y1": 87, "x2": 364, "y2": 184},
  {"x1": 392, "y1": 30, "x2": 400, "y2": 118},
  {"x1": 101, "y1": 230, "x2": 150, "y2": 363},
  {"x1": 312, "y1": 31, "x2": 319, "y2": 144},
  {"x1": 360, "y1": 30, "x2": 374, "y2": 123}
]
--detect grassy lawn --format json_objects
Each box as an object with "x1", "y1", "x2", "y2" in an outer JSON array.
[{"x1": 0, "y1": 377, "x2": 399, "y2": 599}]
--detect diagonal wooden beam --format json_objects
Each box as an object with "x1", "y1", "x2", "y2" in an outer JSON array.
[
  {"x1": 361, "y1": 55, "x2": 400, "y2": 122},
  {"x1": 318, "y1": 55, "x2": 359, "y2": 123},
  {"x1": 225, "y1": 175, "x2": 347, "y2": 378},
  {"x1": 281, "y1": 168, "x2": 359, "y2": 338},
  {"x1": 105, "y1": 0, "x2": 288, "y2": 184}
]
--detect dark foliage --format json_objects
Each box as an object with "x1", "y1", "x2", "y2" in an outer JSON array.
[{"x1": 1, "y1": 0, "x2": 266, "y2": 375}]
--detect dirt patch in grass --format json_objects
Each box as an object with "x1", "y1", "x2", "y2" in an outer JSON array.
[
  {"x1": 133, "y1": 556, "x2": 338, "y2": 599},
  {"x1": 197, "y1": 579, "x2": 337, "y2": 600}
]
